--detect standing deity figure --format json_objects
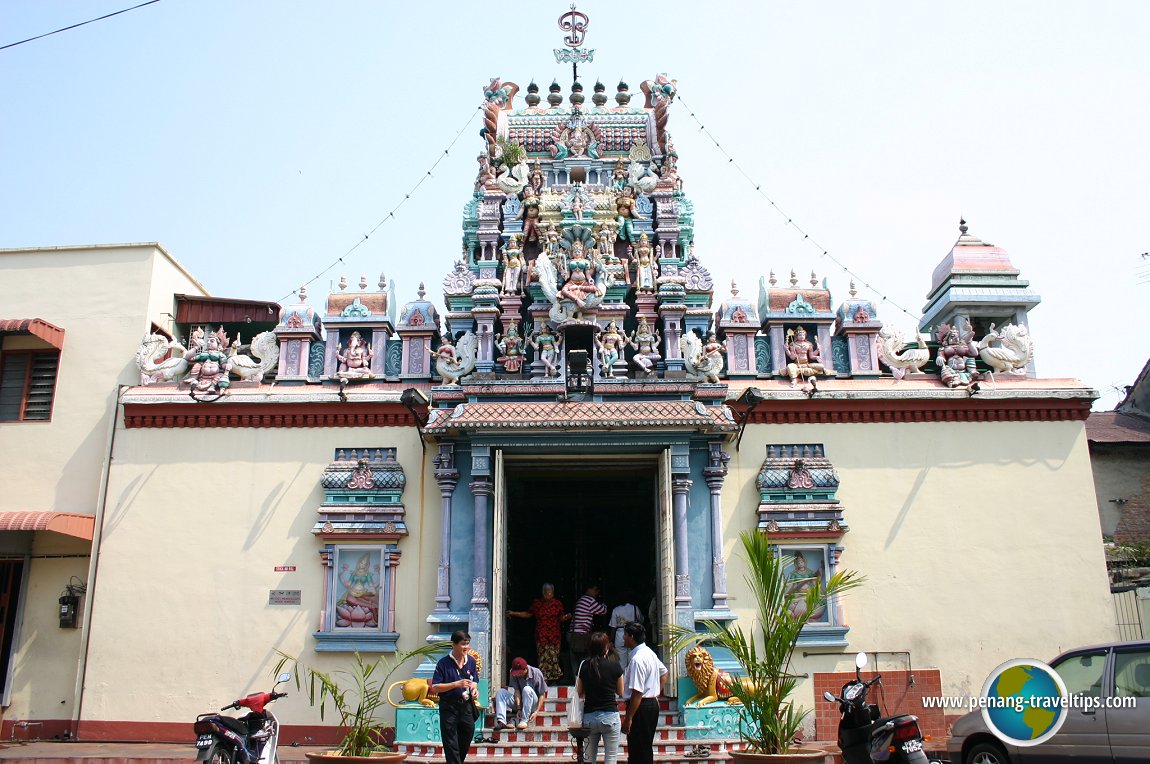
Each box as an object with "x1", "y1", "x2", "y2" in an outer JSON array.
[
  {"x1": 558, "y1": 239, "x2": 602, "y2": 309},
  {"x1": 782, "y1": 326, "x2": 825, "y2": 387},
  {"x1": 631, "y1": 233, "x2": 659, "y2": 293},
  {"x1": 336, "y1": 550, "x2": 381, "y2": 628},
  {"x1": 497, "y1": 324, "x2": 526, "y2": 374},
  {"x1": 611, "y1": 158, "x2": 629, "y2": 191},
  {"x1": 475, "y1": 153, "x2": 495, "y2": 191},
  {"x1": 615, "y1": 185, "x2": 646, "y2": 242},
  {"x1": 935, "y1": 320, "x2": 981, "y2": 388},
  {"x1": 518, "y1": 185, "x2": 541, "y2": 242},
  {"x1": 629, "y1": 316, "x2": 662, "y2": 376},
  {"x1": 336, "y1": 330, "x2": 375, "y2": 380},
  {"x1": 529, "y1": 325, "x2": 562, "y2": 378},
  {"x1": 532, "y1": 223, "x2": 562, "y2": 283},
  {"x1": 528, "y1": 159, "x2": 544, "y2": 195},
  {"x1": 500, "y1": 234, "x2": 526, "y2": 295},
  {"x1": 596, "y1": 320, "x2": 626, "y2": 378},
  {"x1": 185, "y1": 326, "x2": 232, "y2": 394}
]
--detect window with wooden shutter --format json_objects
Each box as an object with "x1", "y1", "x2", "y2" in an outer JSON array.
[{"x1": 0, "y1": 350, "x2": 60, "y2": 422}]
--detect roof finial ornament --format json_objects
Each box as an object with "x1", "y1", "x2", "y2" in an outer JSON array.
[
  {"x1": 810, "y1": 270, "x2": 818, "y2": 288},
  {"x1": 731, "y1": 279, "x2": 739, "y2": 298},
  {"x1": 959, "y1": 217, "x2": 969, "y2": 235},
  {"x1": 379, "y1": 272, "x2": 387, "y2": 290},
  {"x1": 790, "y1": 269, "x2": 798, "y2": 287},
  {"x1": 555, "y1": 5, "x2": 594, "y2": 85},
  {"x1": 359, "y1": 274, "x2": 368, "y2": 291},
  {"x1": 769, "y1": 269, "x2": 777, "y2": 287},
  {"x1": 339, "y1": 274, "x2": 348, "y2": 291},
  {"x1": 849, "y1": 280, "x2": 857, "y2": 298},
  {"x1": 417, "y1": 282, "x2": 426, "y2": 300}
]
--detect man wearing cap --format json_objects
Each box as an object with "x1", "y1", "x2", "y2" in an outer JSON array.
[{"x1": 494, "y1": 656, "x2": 548, "y2": 730}]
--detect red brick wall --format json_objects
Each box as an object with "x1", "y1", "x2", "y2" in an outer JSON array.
[{"x1": 813, "y1": 669, "x2": 946, "y2": 743}]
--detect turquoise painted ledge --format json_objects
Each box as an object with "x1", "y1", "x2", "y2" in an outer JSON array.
[
  {"x1": 394, "y1": 679, "x2": 490, "y2": 743},
  {"x1": 681, "y1": 703, "x2": 746, "y2": 741}
]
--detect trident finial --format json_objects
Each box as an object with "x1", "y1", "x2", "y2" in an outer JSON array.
[{"x1": 555, "y1": 5, "x2": 594, "y2": 84}]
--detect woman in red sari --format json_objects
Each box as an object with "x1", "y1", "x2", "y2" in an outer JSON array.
[{"x1": 509, "y1": 582, "x2": 570, "y2": 682}]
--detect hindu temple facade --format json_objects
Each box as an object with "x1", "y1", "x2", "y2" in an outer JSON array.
[{"x1": 0, "y1": 49, "x2": 1114, "y2": 756}]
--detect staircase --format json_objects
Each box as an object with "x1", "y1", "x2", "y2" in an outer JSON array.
[{"x1": 396, "y1": 685, "x2": 744, "y2": 763}]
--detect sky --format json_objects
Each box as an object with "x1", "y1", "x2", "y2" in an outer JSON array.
[{"x1": 2, "y1": 1, "x2": 1148, "y2": 410}]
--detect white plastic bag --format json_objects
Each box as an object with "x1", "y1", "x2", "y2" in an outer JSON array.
[{"x1": 566, "y1": 692, "x2": 584, "y2": 727}]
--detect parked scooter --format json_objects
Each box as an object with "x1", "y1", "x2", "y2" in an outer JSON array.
[
  {"x1": 823, "y1": 653, "x2": 930, "y2": 764},
  {"x1": 194, "y1": 672, "x2": 292, "y2": 764}
]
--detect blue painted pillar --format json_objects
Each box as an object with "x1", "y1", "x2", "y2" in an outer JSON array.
[
  {"x1": 469, "y1": 466, "x2": 493, "y2": 681},
  {"x1": 672, "y1": 476, "x2": 693, "y2": 609},
  {"x1": 704, "y1": 442, "x2": 731, "y2": 610},
  {"x1": 433, "y1": 444, "x2": 459, "y2": 614}
]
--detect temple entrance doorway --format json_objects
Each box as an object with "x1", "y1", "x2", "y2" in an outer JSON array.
[{"x1": 500, "y1": 461, "x2": 660, "y2": 685}]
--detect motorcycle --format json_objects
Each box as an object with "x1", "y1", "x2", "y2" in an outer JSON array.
[
  {"x1": 193, "y1": 672, "x2": 292, "y2": 764},
  {"x1": 823, "y1": 652, "x2": 930, "y2": 764}
]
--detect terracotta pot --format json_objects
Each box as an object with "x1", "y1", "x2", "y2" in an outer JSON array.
[
  {"x1": 304, "y1": 751, "x2": 407, "y2": 763},
  {"x1": 728, "y1": 747, "x2": 827, "y2": 764}
]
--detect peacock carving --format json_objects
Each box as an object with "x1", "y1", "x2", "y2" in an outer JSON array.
[
  {"x1": 979, "y1": 323, "x2": 1033, "y2": 375},
  {"x1": 226, "y1": 331, "x2": 280, "y2": 383},
  {"x1": 435, "y1": 331, "x2": 478, "y2": 386},
  {"x1": 876, "y1": 328, "x2": 930, "y2": 380},
  {"x1": 135, "y1": 334, "x2": 189, "y2": 385}
]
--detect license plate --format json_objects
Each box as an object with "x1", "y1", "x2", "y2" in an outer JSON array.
[
  {"x1": 902, "y1": 739, "x2": 923, "y2": 754},
  {"x1": 196, "y1": 736, "x2": 214, "y2": 749}
]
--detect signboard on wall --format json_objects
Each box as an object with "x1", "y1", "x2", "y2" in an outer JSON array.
[{"x1": 269, "y1": 590, "x2": 302, "y2": 605}]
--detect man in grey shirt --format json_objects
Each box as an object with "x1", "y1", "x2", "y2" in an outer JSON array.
[{"x1": 494, "y1": 656, "x2": 549, "y2": 730}]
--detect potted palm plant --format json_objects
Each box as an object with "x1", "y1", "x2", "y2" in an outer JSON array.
[
  {"x1": 274, "y1": 643, "x2": 446, "y2": 763},
  {"x1": 668, "y1": 529, "x2": 864, "y2": 763}
]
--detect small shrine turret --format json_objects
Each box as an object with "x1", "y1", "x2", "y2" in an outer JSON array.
[
  {"x1": 274, "y1": 286, "x2": 324, "y2": 382},
  {"x1": 758, "y1": 270, "x2": 836, "y2": 386},
  {"x1": 322, "y1": 273, "x2": 393, "y2": 381},
  {"x1": 395, "y1": 283, "x2": 440, "y2": 381},
  {"x1": 714, "y1": 281, "x2": 759, "y2": 379},
  {"x1": 832, "y1": 281, "x2": 883, "y2": 378},
  {"x1": 920, "y1": 219, "x2": 1041, "y2": 374}
]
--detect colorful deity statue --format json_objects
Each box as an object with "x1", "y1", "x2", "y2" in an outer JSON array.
[
  {"x1": 528, "y1": 159, "x2": 544, "y2": 195},
  {"x1": 518, "y1": 185, "x2": 541, "y2": 242},
  {"x1": 629, "y1": 315, "x2": 662, "y2": 376},
  {"x1": 611, "y1": 158, "x2": 629, "y2": 191},
  {"x1": 184, "y1": 326, "x2": 232, "y2": 396},
  {"x1": 336, "y1": 549, "x2": 380, "y2": 628},
  {"x1": 631, "y1": 233, "x2": 658, "y2": 293},
  {"x1": 782, "y1": 326, "x2": 826, "y2": 387},
  {"x1": 475, "y1": 152, "x2": 496, "y2": 191},
  {"x1": 615, "y1": 185, "x2": 645, "y2": 242},
  {"x1": 935, "y1": 319, "x2": 981, "y2": 389},
  {"x1": 597, "y1": 320, "x2": 625, "y2": 378},
  {"x1": 336, "y1": 330, "x2": 375, "y2": 380},
  {"x1": 501, "y1": 234, "x2": 526, "y2": 295},
  {"x1": 529, "y1": 324, "x2": 562, "y2": 378},
  {"x1": 532, "y1": 223, "x2": 562, "y2": 283},
  {"x1": 497, "y1": 324, "x2": 526, "y2": 374},
  {"x1": 558, "y1": 239, "x2": 602, "y2": 309}
]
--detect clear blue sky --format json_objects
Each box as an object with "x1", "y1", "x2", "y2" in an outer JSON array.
[{"x1": 3, "y1": 1, "x2": 1147, "y2": 409}]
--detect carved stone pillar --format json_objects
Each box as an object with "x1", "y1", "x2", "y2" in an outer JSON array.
[
  {"x1": 672, "y1": 476, "x2": 693, "y2": 609},
  {"x1": 704, "y1": 442, "x2": 731, "y2": 610},
  {"x1": 433, "y1": 445, "x2": 459, "y2": 613},
  {"x1": 468, "y1": 477, "x2": 493, "y2": 681}
]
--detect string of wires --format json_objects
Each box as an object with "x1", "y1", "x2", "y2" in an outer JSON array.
[
  {"x1": 0, "y1": 1, "x2": 162, "y2": 52},
  {"x1": 275, "y1": 104, "x2": 483, "y2": 305},
  {"x1": 676, "y1": 93, "x2": 921, "y2": 324}
]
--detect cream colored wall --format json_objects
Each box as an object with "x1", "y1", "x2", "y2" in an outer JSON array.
[
  {"x1": 0, "y1": 245, "x2": 200, "y2": 515},
  {"x1": 727, "y1": 419, "x2": 1116, "y2": 715},
  {"x1": 83, "y1": 425, "x2": 435, "y2": 726},
  {"x1": 0, "y1": 245, "x2": 208, "y2": 722},
  {"x1": 5, "y1": 535, "x2": 91, "y2": 717}
]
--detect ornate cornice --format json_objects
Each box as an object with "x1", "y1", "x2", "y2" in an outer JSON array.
[
  {"x1": 123, "y1": 402, "x2": 420, "y2": 429},
  {"x1": 734, "y1": 396, "x2": 1091, "y2": 424}
]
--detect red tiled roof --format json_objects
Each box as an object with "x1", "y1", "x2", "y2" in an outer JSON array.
[
  {"x1": 1086, "y1": 412, "x2": 1150, "y2": 444},
  {"x1": 425, "y1": 400, "x2": 736, "y2": 433},
  {"x1": 0, "y1": 318, "x2": 65, "y2": 349},
  {"x1": 0, "y1": 511, "x2": 94, "y2": 540}
]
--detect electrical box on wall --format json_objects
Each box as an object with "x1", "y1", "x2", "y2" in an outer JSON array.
[{"x1": 58, "y1": 594, "x2": 79, "y2": 628}]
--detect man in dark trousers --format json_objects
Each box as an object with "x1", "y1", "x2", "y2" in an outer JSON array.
[
  {"x1": 430, "y1": 630, "x2": 479, "y2": 764},
  {"x1": 620, "y1": 622, "x2": 667, "y2": 764}
]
